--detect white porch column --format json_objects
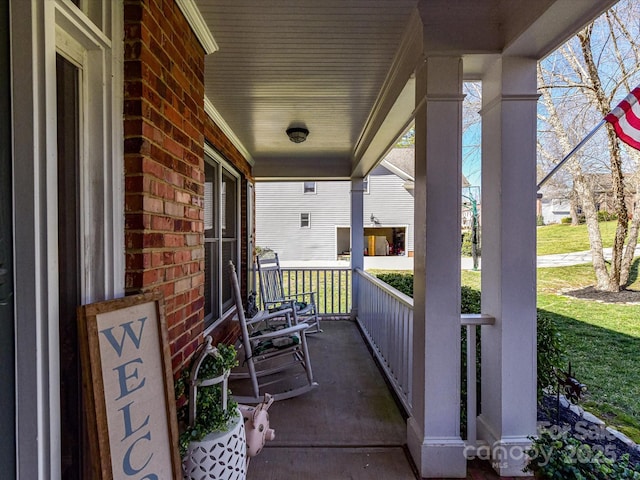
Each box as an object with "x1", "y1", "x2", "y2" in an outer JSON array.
[
  {"x1": 350, "y1": 177, "x2": 365, "y2": 319},
  {"x1": 478, "y1": 57, "x2": 538, "y2": 477},
  {"x1": 407, "y1": 56, "x2": 466, "y2": 478}
]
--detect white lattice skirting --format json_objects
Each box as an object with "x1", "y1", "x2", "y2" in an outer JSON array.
[{"x1": 182, "y1": 412, "x2": 247, "y2": 480}]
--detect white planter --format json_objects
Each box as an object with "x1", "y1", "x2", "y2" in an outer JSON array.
[{"x1": 182, "y1": 410, "x2": 247, "y2": 480}]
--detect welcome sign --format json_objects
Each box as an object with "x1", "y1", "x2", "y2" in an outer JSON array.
[{"x1": 79, "y1": 292, "x2": 181, "y2": 480}]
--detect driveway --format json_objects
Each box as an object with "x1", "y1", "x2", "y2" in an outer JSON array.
[{"x1": 278, "y1": 245, "x2": 640, "y2": 271}]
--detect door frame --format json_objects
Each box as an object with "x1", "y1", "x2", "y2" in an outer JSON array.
[{"x1": 10, "y1": 1, "x2": 124, "y2": 478}]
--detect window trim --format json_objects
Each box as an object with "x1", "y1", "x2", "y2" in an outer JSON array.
[
  {"x1": 363, "y1": 175, "x2": 370, "y2": 194},
  {"x1": 300, "y1": 212, "x2": 311, "y2": 228},
  {"x1": 203, "y1": 144, "x2": 241, "y2": 334},
  {"x1": 303, "y1": 181, "x2": 317, "y2": 194}
]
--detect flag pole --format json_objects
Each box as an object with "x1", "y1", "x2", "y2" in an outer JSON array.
[{"x1": 537, "y1": 119, "x2": 606, "y2": 190}]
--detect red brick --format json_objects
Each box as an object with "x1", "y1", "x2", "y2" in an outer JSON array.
[
  {"x1": 164, "y1": 234, "x2": 183, "y2": 247},
  {"x1": 123, "y1": 0, "x2": 247, "y2": 368},
  {"x1": 143, "y1": 196, "x2": 163, "y2": 214}
]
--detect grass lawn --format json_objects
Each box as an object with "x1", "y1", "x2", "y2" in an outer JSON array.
[
  {"x1": 536, "y1": 220, "x2": 626, "y2": 255},
  {"x1": 461, "y1": 265, "x2": 640, "y2": 443},
  {"x1": 537, "y1": 292, "x2": 640, "y2": 442}
]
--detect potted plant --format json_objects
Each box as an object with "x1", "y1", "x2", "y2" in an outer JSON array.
[{"x1": 175, "y1": 336, "x2": 246, "y2": 480}]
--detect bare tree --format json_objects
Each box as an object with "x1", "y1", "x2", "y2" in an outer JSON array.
[{"x1": 537, "y1": 0, "x2": 640, "y2": 291}]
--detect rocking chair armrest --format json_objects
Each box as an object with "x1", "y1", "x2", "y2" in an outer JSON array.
[
  {"x1": 247, "y1": 307, "x2": 294, "y2": 326},
  {"x1": 249, "y1": 322, "x2": 309, "y2": 341},
  {"x1": 263, "y1": 298, "x2": 296, "y2": 308}
]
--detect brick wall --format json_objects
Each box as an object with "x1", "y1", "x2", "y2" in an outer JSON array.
[{"x1": 123, "y1": 0, "x2": 251, "y2": 374}]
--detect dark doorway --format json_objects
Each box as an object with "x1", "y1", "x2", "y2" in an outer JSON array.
[
  {"x1": 0, "y1": 1, "x2": 16, "y2": 476},
  {"x1": 56, "y1": 53, "x2": 83, "y2": 479}
]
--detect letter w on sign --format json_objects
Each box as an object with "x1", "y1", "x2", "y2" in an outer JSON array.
[{"x1": 99, "y1": 317, "x2": 147, "y2": 357}]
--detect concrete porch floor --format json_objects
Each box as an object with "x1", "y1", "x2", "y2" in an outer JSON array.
[{"x1": 240, "y1": 319, "x2": 517, "y2": 480}]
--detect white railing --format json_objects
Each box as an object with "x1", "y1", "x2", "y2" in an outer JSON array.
[
  {"x1": 354, "y1": 268, "x2": 495, "y2": 453},
  {"x1": 354, "y1": 269, "x2": 414, "y2": 413},
  {"x1": 254, "y1": 267, "x2": 352, "y2": 316},
  {"x1": 461, "y1": 313, "x2": 495, "y2": 455},
  {"x1": 282, "y1": 267, "x2": 351, "y2": 315}
]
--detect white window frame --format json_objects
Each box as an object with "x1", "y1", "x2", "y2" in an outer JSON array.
[
  {"x1": 303, "y1": 181, "x2": 317, "y2": 194},
  {"x1": 204, "y1": 144, "x2": 241, "y2": 333},
  {"x1": 300, "y1": 212, "x2": 311, "y2": 228},
  {"x1": 363, "y1": 175, "x2": 370, "y2": 194}
]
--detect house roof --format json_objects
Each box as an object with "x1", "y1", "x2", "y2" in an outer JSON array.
[
  {"x1": 193, "y1": 0, "x2": 618, "y2": 180},
  {"x1": 381, "y1": 147, "x2": 471, "y2": 187}
]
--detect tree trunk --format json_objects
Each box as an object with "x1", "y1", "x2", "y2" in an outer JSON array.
[
  {"x1": 620, "y1": 185, "x2": 640, "y2": 286},
  {"x1": 574, "y1": 176, "x2": 610, "y2": 289},
  {"x1": 579, "y1": 26, "x2": 629, "y2": 292},
  {"x1": 569, "y1": 189, "x2": 580, "y2": 226}
]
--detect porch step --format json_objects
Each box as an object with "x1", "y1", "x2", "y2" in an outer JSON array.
[{"x1": 251, "y1": 446, "x2": 417, "y2": 480}]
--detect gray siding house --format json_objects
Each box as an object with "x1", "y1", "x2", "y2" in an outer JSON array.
[{"x1": 256, "y1": 149, "x2": 416, "y2": 261}]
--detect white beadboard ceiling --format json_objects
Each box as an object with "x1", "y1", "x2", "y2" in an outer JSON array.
[{"x1": 195, "y1": 0, "x2": 618, "y2": 180}]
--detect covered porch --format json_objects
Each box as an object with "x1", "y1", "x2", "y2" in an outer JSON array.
[
  {"x1": 242, "y1": 317, "x2": 506, "y2": 480},
  {"x1": 246, "y1": 266, "x2": 499, "y2": 478},
  {"x1": 6, "y1": 1, "x2": 621, "y2": 478},
  {"x1": 195, "y1": 2, "x2": 616, "y2": 476}
]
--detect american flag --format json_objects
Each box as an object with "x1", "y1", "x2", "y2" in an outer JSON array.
[{"x1": 605, "y1": 86, "x2": 640, "y2": 150}]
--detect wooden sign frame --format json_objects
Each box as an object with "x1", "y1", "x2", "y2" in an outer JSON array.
[{"x1": 78, "y1": 292, "x2": 181, "y2": 480}]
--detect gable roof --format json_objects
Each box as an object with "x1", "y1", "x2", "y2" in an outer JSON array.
[{"x1": 381, "y1": 146, "x2": 471, "y2": 187}]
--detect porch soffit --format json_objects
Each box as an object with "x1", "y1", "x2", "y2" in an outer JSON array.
[{"x1": 194, "y1": 0, "x2": 619, "y2": 181}]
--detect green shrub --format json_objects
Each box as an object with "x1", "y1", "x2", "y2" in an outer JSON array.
[
  {"x1": 537, "y1": 215, "x2": 545, "y2": 226},
  {"x1": 459, "y1": 288, "x2": 481, "y2": 436},
  {"x1": 597, "y1": 210, "x2": 617, "y2": 222},
  {"x1": 376, "y1": 273, "x2": 413, "y2": 297},
  {"x1": 537, "y1": 310, "x2": 565, "y2": 399},
  {"x1": 461, "y1": 230, "x2": 481, "y2": 257},
  {"x1": 525, "y1": 429, "x2": 640, "y2": 479},
  {"x1": 175, "y1": 344, "x2": 239, "y2": 457},
  {"x1": 461, "y1": 286, "x2": 481, "y2": 314},
  {"x1": 561, "y1": 217, "x2": 572, "y2": 224}
]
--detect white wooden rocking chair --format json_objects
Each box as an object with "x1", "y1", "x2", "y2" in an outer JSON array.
[
  {"x1": 228, "y1": 261, "x2": 318, "y2": 403},
  {"x1": 257, "y1": 253, "x2": 321, "y2": 333}
]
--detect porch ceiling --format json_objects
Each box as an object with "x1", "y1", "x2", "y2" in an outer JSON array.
[{"x1": 195, "y1": 0, "x2": 617, "y2": 180}]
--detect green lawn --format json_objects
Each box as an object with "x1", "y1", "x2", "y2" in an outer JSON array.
[
  {"x1": 462, "y1": 265, "x2": 640, "y2": 443},
  {"x1": 536, "y1": 220, "x2": 623, "y2": 255},
  {"x1": 537, "y1": 292, "x2": 640, "y2": 442}
]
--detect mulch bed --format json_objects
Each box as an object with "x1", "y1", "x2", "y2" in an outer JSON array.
[
  {"x1": 538, "y1": 394, "x2": 640, "y2": 468},
  {"x1": 564, "y1": 286, "x2": 640, "y2": 303}
]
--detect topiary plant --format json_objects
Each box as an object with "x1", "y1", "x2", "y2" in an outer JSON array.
[{"x1": 175, "y1": 342, "x2": 239, "y2": 458}]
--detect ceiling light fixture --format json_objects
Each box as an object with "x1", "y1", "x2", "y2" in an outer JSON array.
[{"x1": 286, "y1": 127, "x2": 309, "y2": 143}]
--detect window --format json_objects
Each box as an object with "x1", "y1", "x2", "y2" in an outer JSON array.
[
  {"x1": 363, "y1": 176, "x2": 370, "y2": 194},
  {"x1": 303, "y1": 181, "x2": 316, "y2": 194},
  {"x1": 300, "y1": 213, "x2": 311, "y2": 228},
  {"x1": 204, "y1": 150, "x2": 240, "y2": 328}
]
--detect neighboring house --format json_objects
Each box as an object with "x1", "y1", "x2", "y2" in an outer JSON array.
[
  {"x1": 540, "y1": 196, "x2": 572, "y2": 224},
  {"x1": 256, "y1": 147, "x2": 473, "y2": 262},
  {"x1": 256, "y1": 148, "x2": 416, "y2": 261},
  {"x1": 538, "y1": 173, "x2": 637, "y2": 224}
]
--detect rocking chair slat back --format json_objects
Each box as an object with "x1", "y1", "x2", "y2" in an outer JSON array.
[
  {"x1": 256, "y1": 253, "x2": 322, "y2": 333},
  {"x1": 227, "y1": 261, "x2": 318, "y2": 403}
]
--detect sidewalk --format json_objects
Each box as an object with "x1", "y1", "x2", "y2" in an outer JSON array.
[{"x1": 278, "y1": 245, "x2": 640, "y2": 271}]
